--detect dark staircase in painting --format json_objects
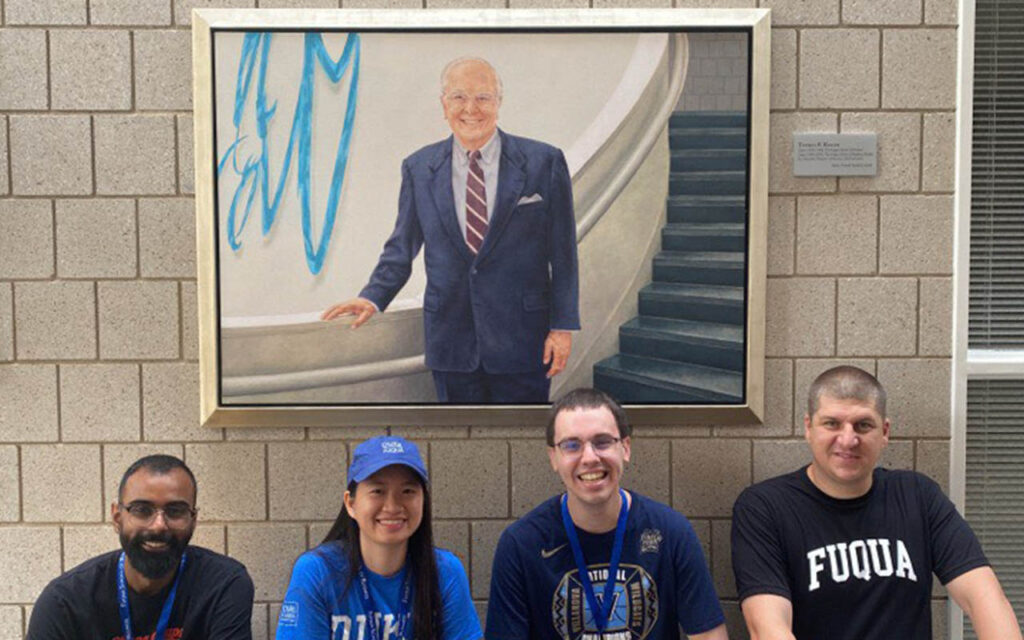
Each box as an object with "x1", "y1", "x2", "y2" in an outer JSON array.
[{"x1": 593, "y1": 111, "x2": 748, "y2": 404}]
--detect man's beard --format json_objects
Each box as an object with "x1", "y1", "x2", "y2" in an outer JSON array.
[{"x1": 120, "y1": 529, "x2": 192, "y2": 580}]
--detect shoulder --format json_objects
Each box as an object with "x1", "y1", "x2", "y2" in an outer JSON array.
[
  {"x1": 40, "y1": 550, "x2": 118, "y2": 600},
  {"x1": 875, "y1": 467, "x2": 946, "y2": 503},
  {"x1": 502, "y1": 495, "x2": 562, "y2": 539},
  {"x1": 403, "y1": 138, "x2": 451, "y2": 167},
  {"x1": 433, "y1": 548, "x2": 470, "y2": 580},
  {"x1": 186, "y1": 546, "x2": 254, "y2": 594},
  {"x1": 736, "y1": 467, "x2": 808, "y2": 506},
  {"x1": 630, "y1": 492, "x2": 689, "y2": 527},
  {"x1": 500, "y1": 131, "x2": 564, "y2": 161}
]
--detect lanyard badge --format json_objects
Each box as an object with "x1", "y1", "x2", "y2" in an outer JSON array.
[
  {"x1": 355, "y1": 565, "x2": 412, "y2": 640},
  {"x1": 560, "y1": 489, "x2": 629, "y2": 633},
  {"x1": 117, "y1": 551, "x2": 187, "y2": 640}
]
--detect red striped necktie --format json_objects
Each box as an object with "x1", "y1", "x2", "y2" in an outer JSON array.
[{"x1": 465, "y1": 150, "x2": 488, "y2": 254}]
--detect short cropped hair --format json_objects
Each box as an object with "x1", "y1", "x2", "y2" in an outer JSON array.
[
  {"x1": 118, "y1": 454, "x2": 198, "y2": 504},
  {"x1": 546, "y1": 388, "x2": 632, "y2": 446},
  {"x1": 440, "y1": 56, "x2": 504, "y2": 100},
  {"x1": 807, "y1": 365, "x2": 887, "y2": 419}
]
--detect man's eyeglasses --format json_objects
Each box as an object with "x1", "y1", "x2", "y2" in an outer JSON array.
[
  {"x1": 119, "y1": 501, "x2": 197, "y2": 527},
  {"x1": 554, "y1": 435, "x2": 622, "y2": 455},
  {"x1": 444, "y1": 92, "x2": 498, "y2": 109}
]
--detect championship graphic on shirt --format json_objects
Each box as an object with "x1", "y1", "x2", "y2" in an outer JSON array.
[{"x1": 551, "y1": 563, "x2": 658, "y2": 639}]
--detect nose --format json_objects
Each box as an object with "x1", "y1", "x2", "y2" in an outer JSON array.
[
  {"x1": 837, "y1": 424, "x2": 860, "y2": 447},
  {"x1": 579, "y1": 440, "x2": 601, "y2": 463},
  {"x1": 383, "y1": 491, "x2": 401, "y2": 512},
  {"x1": 148, "y1": 509, "x2": 170, "y2": 531}
]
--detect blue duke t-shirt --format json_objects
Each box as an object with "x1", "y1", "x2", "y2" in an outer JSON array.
[{"x1": 276, "y1": 542, "x2": 481, "y2": 640}]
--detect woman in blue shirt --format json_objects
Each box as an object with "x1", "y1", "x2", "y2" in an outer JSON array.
[{"x1": 276, "y1": 436, "x2": 481, "y2": 640}]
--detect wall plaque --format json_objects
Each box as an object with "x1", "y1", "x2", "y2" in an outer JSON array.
[{"x1": 793, "y1": 133, "x2": 877, "y2": 176}]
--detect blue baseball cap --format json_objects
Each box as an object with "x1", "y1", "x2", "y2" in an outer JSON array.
[{"x1": 348, "y1": 436, "x2": 428, "y2": 485}]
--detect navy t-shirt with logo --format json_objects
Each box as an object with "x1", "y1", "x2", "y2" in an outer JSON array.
[
  {"x1": 731, "y1": 467, "x2": 988, "y2": 640},
  {"x1": 486, "y1": 491, "x2": 724, "y2": 639}
]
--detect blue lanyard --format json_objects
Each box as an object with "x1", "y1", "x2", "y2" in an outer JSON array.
[
  {"x1": 117, "y1": 552, "x2": 186, "y2": 640},
  {"x1": 560, "y1": 489, "x2": 629, "y2": 633},
  {"x1": 355, "y1": 565, "x2": 412, "y2": 640}
]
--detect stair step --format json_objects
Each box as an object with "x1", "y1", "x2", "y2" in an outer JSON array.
[
  {"x1": 653, "y1": 250, "x2": 745, "y2": 285},
  {"x1": 669, "y1": 127, "x2": 747, "y2": 149},
  {"x1": 671, "y1": 148, "x2": 747, "y2": 172},
  {"x1": 619, "y1": 316, "x2": 744, "y2": 370},
  {"x1": 594, "y1": 354, "x2": 744, "y2": 403},
  {"x1": 670, "y1": 111, "x2": 748, "y2": 128},
  {"x1": 638, "y1": 281, "x2": 744, "y2": 324},
  {"x1": 670, "y1": 171, "x2": 747, "y2": 196},
  {"x1": 667, "y1": 195, "x2": 746, "y2": 223},
  {"x1": 662, "y1": 223, "x2": 745, "y2": 252}
]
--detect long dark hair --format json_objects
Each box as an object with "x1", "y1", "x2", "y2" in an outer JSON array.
[{"x1": 322, "y1": 475, "x2": 443, "y2": 639}]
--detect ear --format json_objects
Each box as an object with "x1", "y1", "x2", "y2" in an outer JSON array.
[
  {"x1": 343, "y1": 490, "x2": 356, "y2": 518},
  {"x1": 111, "y1": 501, "x2": 122, "y2": 533},
  {"x1": 882, "y1": 418, "x2": 891, "y2": 445},
  {"x1": 804, "y1": 413, "x2": 813, "y2": 442},
  {"x1": 548, "y1": 446, "x2": 558, "y2": 472},
  {"x1": 621, "y1": 436, "x2": 631, "y2": 464}
]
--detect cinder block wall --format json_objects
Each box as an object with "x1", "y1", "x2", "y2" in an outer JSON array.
[{"x1": 0, "y1": 0, "x2": 958, "y2": 638}]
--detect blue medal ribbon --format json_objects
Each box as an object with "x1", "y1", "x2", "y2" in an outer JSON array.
[
  {"x1": 355, "y1": 564, "x2": 412, "y2": 640},
  {"x1": 560, "y1": 489, "x2": 629, "y2": 633},
  {"x1": 117, "y1": 551, "x2": 187, "y2": 640}
]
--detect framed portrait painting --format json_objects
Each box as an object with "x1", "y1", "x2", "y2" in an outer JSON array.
[{"x1": 192, "y1": 8, "x2": 770, "y2": 427}]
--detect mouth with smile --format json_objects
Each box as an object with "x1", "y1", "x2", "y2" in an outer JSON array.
[
  {"x1": 376, "y1": 517, "x2": 407, "y2": 532},
  {"x1": 577, "y1": 469, "x2": 609, "y2": 484}
]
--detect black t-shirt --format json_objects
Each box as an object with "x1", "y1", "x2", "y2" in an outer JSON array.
[
  {"x1": 26, "y1": 545, "x2": 254, "y2": 640},
  {"x1": 731, "y1": 467, "x2": 988, "y2": 640}
]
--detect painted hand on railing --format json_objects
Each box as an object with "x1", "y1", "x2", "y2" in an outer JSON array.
[
  {"x1": 544, "y1": 330, "x2": 573, "y2": 378},
  {"x1": 321, "y1": 297, "x2": 377, "y2": 328}
]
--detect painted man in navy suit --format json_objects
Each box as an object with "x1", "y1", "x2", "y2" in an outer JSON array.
[{"x1": 322, "y1": 57, "x2": 580, "y2": 403}]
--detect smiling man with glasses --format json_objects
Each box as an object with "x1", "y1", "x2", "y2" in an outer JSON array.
[
  {"x1": 486, "y1": 388, "x2": 728, "y2": 639},
  {"x1": 27, "y1": 454, "x2": 254, "y2": 640}
]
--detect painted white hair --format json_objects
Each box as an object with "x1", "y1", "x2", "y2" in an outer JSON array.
[{"x1": 439, "y1": 56, "x2": 504, "y2": 99}]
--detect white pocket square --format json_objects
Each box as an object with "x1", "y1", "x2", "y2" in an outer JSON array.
[{"x1": 517, "y1": 193, "x2": 544, "y2": 205}]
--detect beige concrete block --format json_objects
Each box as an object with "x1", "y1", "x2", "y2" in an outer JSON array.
[
  {"x1": 916, "y1": 439, "x2": 950, "y2": 494},
  {"x1": 922, "y1": 113, "x2": 955, "y2": 192},
  {"x1": 796, "y1": 195, "x2": 877, "y2": 275},
  {"x1": 178, "y1": 115, "x2": 195, "y2": 195},
  {"x1": 0, "y1": 118, "x2": 8, "y2": 195},
  {"x1": 711, "y1": 519, "x2": 735, "y2": 598},
  {"x1": 10, "y1": 115, "x2": 92, "y2": 195},
  {"x1": 142, "y1": 362, "x2": 221, "y2": 441},
  {"x1": 622, "y1": 437, "x2": 670, "y2": 504},
  {"x1": 843, "y1": 0, "x2": 920, "y2": 24},
  {"x1": 840, "y1": 112, "x2": 920, "y2": 192},
  {"x1": 192, "y1": 523, "x2": 227, "y2": 553},
  {"x1": 268, "y1": 441, "x2": 346, "y2": 520},
  {"x1": 509, "y1": 0, "x2": 588, "y2": 7},
  {"x1": 0, "y1": 285, "x2": 10, "y2": 362},
  {"x1": 15, "y1": 281, "x2": 96, "y2": 360},
  {"x1": 837, "y1": 277, "x2": 917, "y2": 356},
  {"x1": 50, "y1": 30, "x2": 131, "y2": 111},
  {"x1": 765, "y1": 278, "x2": 835, "y2": 357},
  {"x1": 767, "y1": 196, "x2": 795, "y2": 276},
  {"x1": 0, "y1": 527, "x2": 61, "y2": 602},
  {"x1": 63, "y1": 524, "x2": 118, "y2": 570},
  {"x1": 0, "y1": 364, "x2": 58, "y2": 442},
  {"x1": 174, "y1": 0, "x2": 254, "y2": 25},
  {"x1": 0, "y1": 446, "x2": 19, "y2": 521},
  {"x1": 433, "y1": 520, "x2": 470, "y2": 565},
  {"x1": 672, "y1": 439, "x2": 750, "y2": 517},
  {"x1": 469, "y1": 425, "x2": 544, "y2": 439},
  {"x1": 925, "y1": 0, "x2": 957, "y2": 25},
  {"x1": 509, "y1": 440, "x2": 563, "y2": 517},
  {"x1": 793, "y1": 358, "x2": 876, "y2": 426},
  {"x1": 760, "y1": 0, "x2": 839, "y2": 25},
  {"x1": 0, "y1": 30, "x2": 48, "y2": 109},
  {"x1": 0, "y1": 606, "x2": 22, "y2": 638},
  {"x1": 593, "y1": 0, "x2": 670, "y2": 6},
  {"x1": 0, "y1": 199, "x2": 53, "y2": 278},
  {"x1": 308, "y1": 426, "x2": 386, "y2": 440},
  {"x1": 880, "y1": 196, "x2": 953, "y2": 274},
  {"x1": 23, "y1": 444, "x2": 102, "y2": 522},
  {"x1": 770, "y1": 29, "x2": 797, "y2": 110},
  {"x1": 432, "y1": 441, "x2": 508, "y2": 518},
  {"x1": 883, "y1": 29, "x2": 957, "y2": 108},
  {"x1": 470, "y1": 520, "x2": 513, "y2": 600},
  {"x1": 307, "y1": 522, "x2": 334, "y2": 548},
  {"x1": 342, "y1": 0, "x2": 418, "y2": 6},
  {"x1": 135, "y1": 31, "x2": 192, "y2": 111},
  {"x1": 881, "y1": 439, "x2": 914, "y2": 470},
  {"x1": 98, "y1": 281, "x2": 178, "y2": 359},
  {"x1": 770, "y1": 113, "x2": 838, "y2": 193},
  {"x1": 690, "y1": 518, "x2": 711, "y2": 566},
  {"x1": 427, "y1": 0, "x2": 504, "y2": 6},
  {"x1": 56, "y1": 198, "x2": 137, "y2": 278},
  {"x1": 753, "y1": 439, "x2": 808, "y2": 482},
  {"x1": 919, "y1": 277, "x2": 951, "y2": 357},
  {"x1": 800, "y1": 29, "x2": 879, "y2": 108},
  {"x1": 877, "y1": 359, "x2": 951, "y2": 437},
  {"x1": 5, "y1": 0, "x2": 85, "y2": 23},
  {"x1": 391, "y1": 425, "x2": 469, "y2": 439},
  {"x1": 181, "y1": 281, "x2": 198, "y2": 360},
  {"x1": 102, "y1": 442, "x2": 184, "y2": 518},
  {"x1": 186, "y1": 443, "x2": 265, "y2": 520},
  {"x1": 252, "y1": 603, "x2": 269, "y2": 640},
  {"x1": 227, "y1": 523, "x2": 305, "y2": 600},
  {"x1": 91, "y1": 0, "x2": 171, "y2": 24},
  {"x1": 258, "y1": 0, "x2": 336, "y2": 6},
  {"x1": 94, "y1": 115, "x2": 176, "y2": 195},
  {"x1": 714, "y1": 358, "x2": 794, "y2": 437},
  {"x1": 139, "y1": 198, "x2": 196, "y2": 277},
  {"x1": 60, "y1": 363, "x2": 140, "y2": 442},
  {"x1": 225, "y1": 427, "x2": 299, "y2": 441}
]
